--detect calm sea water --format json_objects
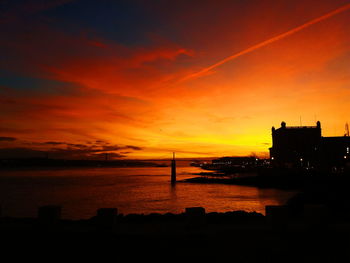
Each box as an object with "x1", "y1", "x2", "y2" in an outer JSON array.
[{"x1": 0, "y1": 166, "x2": 296, "y2": 219}]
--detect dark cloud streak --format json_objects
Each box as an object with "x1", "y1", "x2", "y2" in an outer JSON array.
[
  {"x1": 0, "y1": 136, "x2": 16, "y2": 141},
  {"x1": 0, "y1": 139, "x2": 142, "y2": 159}
]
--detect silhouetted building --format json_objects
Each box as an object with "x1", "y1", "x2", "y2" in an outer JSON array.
[
  {"x1": 319, "y1": 136, "x2": 350, "y2": 171},
  {"x1": 269, "y1": 121, "x2": 350, "y2": 171},
  {"x1": 269, "y1": 121, "x2": 321, "y2": 168}
]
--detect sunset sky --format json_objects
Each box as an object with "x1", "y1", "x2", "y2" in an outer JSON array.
[{"x1": 1, "y1": 0, "x2": 350, "y2": 159}]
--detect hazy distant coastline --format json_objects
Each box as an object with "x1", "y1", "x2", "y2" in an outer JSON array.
[{"x1": 0, "y1": 158, "x2": 164, "y2": 170}]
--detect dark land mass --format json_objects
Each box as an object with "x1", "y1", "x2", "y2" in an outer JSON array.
[
  {"x1": 183, "y1": 173, "x2": 325, "y2": 190},
  {"x1": 185, "y1": 172, "x2": 350, "y2": 216},
  {"x1": 179, "y1": 168, "x2": 350, "y2": 261},
  {"x1": 185, "y1": 167, "x2": 350, "y2": 190}
]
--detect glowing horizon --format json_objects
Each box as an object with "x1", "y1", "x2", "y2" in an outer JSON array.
[{"x1": 1, "y1": 0, "x2": 350, "y2": 159}]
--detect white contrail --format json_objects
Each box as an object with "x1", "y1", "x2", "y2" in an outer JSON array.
[{"x1": 180, "y1": 3, "x2": 350, "y2": 82}]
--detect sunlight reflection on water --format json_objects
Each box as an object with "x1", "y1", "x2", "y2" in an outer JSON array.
[{"x1": 0, "y1": 166, "x2": 296, "y2": 219}]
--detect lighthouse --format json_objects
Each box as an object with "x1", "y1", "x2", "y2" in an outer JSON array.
[{"x1": 171, "y1": 152, "x2": 176, "y2": 184}]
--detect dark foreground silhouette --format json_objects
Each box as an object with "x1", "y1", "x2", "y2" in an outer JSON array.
[{"x1": 2, "y1": 202, "x2": 350, "y2": 262}]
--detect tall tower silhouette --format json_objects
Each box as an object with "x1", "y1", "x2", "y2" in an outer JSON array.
[
  {"x1": 345, "y1": 123, "x2": 349, "y2": 137},
  {"x1": 171, "y1": 152, "x2": 176, "y2": 184}
]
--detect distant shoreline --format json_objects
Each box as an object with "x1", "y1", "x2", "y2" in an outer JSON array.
[
  {"x1": 0, "y1": 158, "x2": 168, "y2": 170},
  {"x1": 182, "y1": 170, "x2": 350, "y2": 190}
]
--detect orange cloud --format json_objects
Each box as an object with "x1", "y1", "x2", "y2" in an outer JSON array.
[{"x1": 2, "y1": 1, "x2": 350, "y2": 158}]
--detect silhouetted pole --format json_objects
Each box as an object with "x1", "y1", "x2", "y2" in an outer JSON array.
[
  {"x1": 345, "y1": 122, "x2": 349, "y2": 137},
  {"x1": 171, "y1": 152, "x2": 176, "y2": 184}
]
